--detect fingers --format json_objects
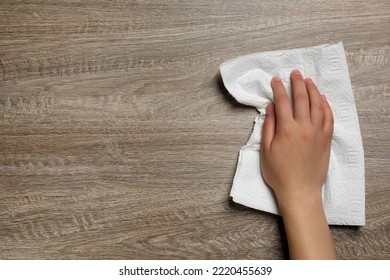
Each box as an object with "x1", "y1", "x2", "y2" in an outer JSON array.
[
  {"x1": 291, "y1": 69, "x2": 310, "y2": 122},
  {"x1": 322, "y1": 95, "x2": 334, "y2": 139},
  {"x1": 261, "y1": 102, "x2": 276, "y2": 150},
  {"x1": 269, "y1": 71, "x2": 334, "y2": 141},
  {"x1": 271, "y1": 76, "x2": 293, "y2": 124},
  {"x1": 305, "y1": 77, "x2": 324, "y2": 127}
]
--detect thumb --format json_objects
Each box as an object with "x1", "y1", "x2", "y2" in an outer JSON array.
[{"x1": 261, "y1": 102, "x2": 276, "y2": 151}]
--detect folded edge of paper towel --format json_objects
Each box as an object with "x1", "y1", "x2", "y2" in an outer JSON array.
[{"x1": 220, "y1": 42, "x2": 365, "y2": 226}]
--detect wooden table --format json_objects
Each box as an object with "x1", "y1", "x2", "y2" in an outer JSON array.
[{"x1": 1, "y1": 0, "x2": 389, "y2": 259}]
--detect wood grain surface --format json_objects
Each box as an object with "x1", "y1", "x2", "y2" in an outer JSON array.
[{"x1": 0, "y1": 0, "x2": 389, "y2": 259}]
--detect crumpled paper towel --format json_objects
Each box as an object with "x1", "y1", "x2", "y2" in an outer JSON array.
[{"x1": 220, "y1": 42, "x2": 365, "y2": 225}]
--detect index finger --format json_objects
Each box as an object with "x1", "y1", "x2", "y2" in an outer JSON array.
[{"x1": 271, "y1": 76, "x2": 293, "y2": 124}]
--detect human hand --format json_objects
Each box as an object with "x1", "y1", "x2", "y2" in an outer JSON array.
[
  {"x1": 260, "y1": 69, "x2": 336, "y2": 259},
  {"x1": 260, "y1": 69, "x2": 334, "y2": 210}
]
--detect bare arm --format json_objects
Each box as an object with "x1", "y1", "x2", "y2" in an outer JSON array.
[{"x1": 260, "y1": 69, "x2": 337, "y2": 259}]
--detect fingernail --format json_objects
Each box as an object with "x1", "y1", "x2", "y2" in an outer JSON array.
[
  {"x1": 292, "y1": 69, "x2": 301, "y2": 76},
  {"x1": 306, "y1": 77, "x2": 314, "y2": 84},
  {"x1": 272, "y1": 76, "x2": 281, "y2": 83},
  {"x1": 321, "y1": 94, "x2": 327, "y2": 101}
]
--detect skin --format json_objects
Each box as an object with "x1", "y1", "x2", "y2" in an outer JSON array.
[{"x1": 260, "y1": 69, "x2": 337, "y2": 260}]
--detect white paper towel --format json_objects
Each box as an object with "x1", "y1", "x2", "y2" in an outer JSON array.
[{"x1": 220, "y1": 42, "x2": 365, "y2": 226}]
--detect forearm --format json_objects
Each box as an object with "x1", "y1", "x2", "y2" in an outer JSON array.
[{"x1": 278, "y1": 192, "x2": 337, "y2": 260}]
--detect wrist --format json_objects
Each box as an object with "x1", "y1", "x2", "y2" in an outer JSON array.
[
  {"x1": 275, "y1": 186, "x2": 324, "y2": 217},
  {"x1": 275, "y1": 186, "x2": 336, "y2": 260}
]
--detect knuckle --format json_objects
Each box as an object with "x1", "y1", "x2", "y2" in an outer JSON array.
[
  {"x1": 311, "y1": 99, "x2": 324, "y2": 112},
  {"x1": 294, "y1": 92, "x2": 307, "y2": 101},
  {"x1": 279, "y1": 125, "x2": 293, "y2": 138},
  {"x1": 324, "y1": 125, "x2": 334, "y2": 138},
  {"x1": 301, "y1": 127, "x2": 313, "y2": 141}
]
